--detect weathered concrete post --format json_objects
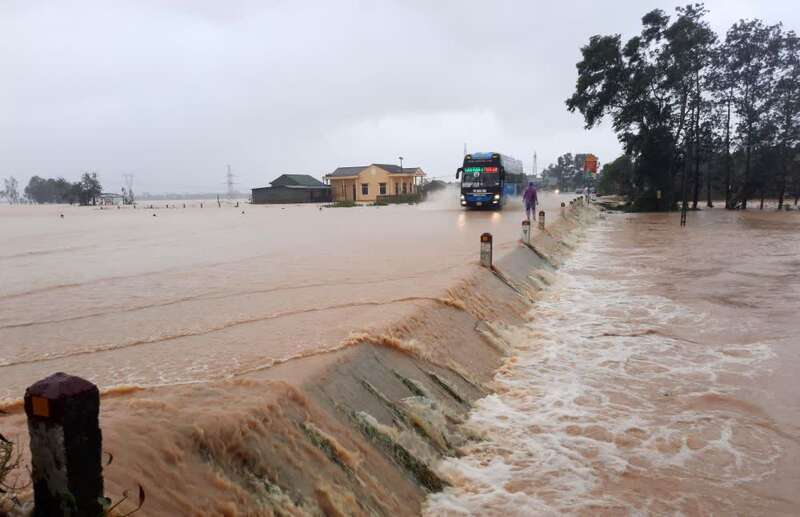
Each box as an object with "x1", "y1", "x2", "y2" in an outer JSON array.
[
  {"x1": 538, "y1": 211, "x2": 545, "y2": 230},
  {"x1": 25, "y1": 372, "x2": 103, "y2": 517},
  {"x1": 480, "y1": 233, "x2": 492, "y2": 269},
  {"x1": 560, "y1": 201, "x2": 566, "y2": 217},
  {"x1": 521, "y1": 220, "x2": 530, "y2": 244}
]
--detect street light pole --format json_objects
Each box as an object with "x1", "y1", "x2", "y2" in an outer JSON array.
[{"x1": 399, "y1": 156, "x2": 403, "y2": 173}]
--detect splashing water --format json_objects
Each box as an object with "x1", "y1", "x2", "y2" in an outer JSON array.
[{"x1": 426, "y1": 210, "x2": 800, "y2": 516}]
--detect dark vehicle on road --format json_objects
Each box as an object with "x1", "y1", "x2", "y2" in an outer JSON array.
[{"x1": 456, "y1": 152, "x2": 525, "y2": 209}]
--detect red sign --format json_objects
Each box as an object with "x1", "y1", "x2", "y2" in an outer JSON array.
[{"x1": 583, "y1": 155, "x2": 598, "y2": 174}]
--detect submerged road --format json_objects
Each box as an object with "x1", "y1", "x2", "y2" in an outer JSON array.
[{"x1": 0, "y1": 189, "x2": 569, "y2": 401}]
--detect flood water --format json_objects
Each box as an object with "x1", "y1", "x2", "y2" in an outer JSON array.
[
  {"x1": 0, "y1": 191, "x2": 566, "y2": 403},
  {"x1": 426, "y1": 209, "x2": 800, "y2": 515}
]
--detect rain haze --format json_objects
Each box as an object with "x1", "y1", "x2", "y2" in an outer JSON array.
[
  {"x1": 3, "y1": 0, "x2": 798, "y2": 193},
  {"x1": 3, "y1": 2, "x2": 800, "y2": 516}
]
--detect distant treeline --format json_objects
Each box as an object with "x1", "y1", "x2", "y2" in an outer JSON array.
[
  {"x1": 24, "y1": 173, "x2": 103, "y2": 205},
  {"x1": 567, "y1": 4, "x2": 800, "y2": 210},
  {"x1": 541, "y1": 153, "x2": 596, "y2": 192}
]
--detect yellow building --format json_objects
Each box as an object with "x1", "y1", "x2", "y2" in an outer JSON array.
[{"x1": 325, "y1": 164, "x2": 425, "y2": 202}]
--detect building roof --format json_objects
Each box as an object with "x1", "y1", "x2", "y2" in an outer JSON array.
[
  {"x1": 327, "y1": 164, "x2": 424, "y2": 178},
  {"x1": 270, "y1": 174, "x2": 326, "y2": 187},
  {"x1": 252, "y1": 184, "x2": 330, "y2": 192}
]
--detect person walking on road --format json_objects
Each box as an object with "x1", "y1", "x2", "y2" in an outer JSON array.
[{"x1": 523, "y1": 182, "x2": 538, "y2": 221}]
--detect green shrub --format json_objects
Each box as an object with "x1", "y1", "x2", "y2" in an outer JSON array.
[{"x1": 326, "y1": 200, "x2": 357, "y2": 208}]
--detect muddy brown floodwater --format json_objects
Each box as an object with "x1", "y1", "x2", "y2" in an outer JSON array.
[
  {"x1": 2, "y1": 196, "x2": 798, "y2": 516},
  {"x1": 425, "y1": 208, "x2": 800, "y2": 516},
  {"x1": 0, "y1": 189, "x2": 564, "y2": 401}
]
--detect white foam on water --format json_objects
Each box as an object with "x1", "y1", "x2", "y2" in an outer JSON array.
[{"x1": 425, "y1": 220, "x2": 780, "y2": 516}]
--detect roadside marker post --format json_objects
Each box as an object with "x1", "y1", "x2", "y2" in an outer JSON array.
[
  {"x1": 561, "y1": 202, "x2": 566, "y2": 217},
  {"x1": 539, "y1": 211, "x2": 545, "y2": 230},
  {"x1": 521, "y1": 220, "x2": 531, "y2": 244},
  {"x1": 480, "y1": 233, "x2": 493, "y2": 269},
  {"x1": 25, "y1": 372, "x2": 104, "y2": 517}
]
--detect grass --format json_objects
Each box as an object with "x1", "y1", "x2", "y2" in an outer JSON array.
[{"x1": 325, "y1": 200, "x2": 357, "y2": 208}]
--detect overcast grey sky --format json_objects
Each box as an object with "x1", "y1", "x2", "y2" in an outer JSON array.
[{"x1": 2, "y1": 0, "x2": 798, "y2": 194}]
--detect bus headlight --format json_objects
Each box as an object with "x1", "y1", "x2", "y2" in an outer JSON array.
[
  {"x1": 460, "y1": 194, "x2": 465, "y2": 201},
  {"x1": 493, "y1": 194, "x2": 500, "y2": 200}
]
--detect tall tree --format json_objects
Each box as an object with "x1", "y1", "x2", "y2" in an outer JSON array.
[
  {"x1": 1, "y1": 177, "x2": 19, "y2": 204},
  {"x1": 566, "y1": 4, "x2": 715, "y2": 211},
  {"x1": 724, "y1": 19, "x2": 783, "y2": 209},
  {"x1": 773, "y1": 30, "x2": 800, "y2": 209},
  {"x1": 709, "y1": 39, "x2": 737, "y2": 207},
  {"x1": 79, "y1": 172, "x2": 102, "y2": 206}
]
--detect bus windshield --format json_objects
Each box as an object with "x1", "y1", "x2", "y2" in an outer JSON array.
[{"x1": 461, "y1": 166, "x2": 500, "y2": 188}]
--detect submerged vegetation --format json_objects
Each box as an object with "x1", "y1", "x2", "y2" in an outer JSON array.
[
  {"x1": 0, "y1": 429, "x2": 26, "y2": 516},
  {"x1": 568, "y1": 3, "x2": 800, "y2": 210}
]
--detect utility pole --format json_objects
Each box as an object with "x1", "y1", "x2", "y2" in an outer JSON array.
[
  {"x1": 533, "y1": 152, "x2": 537, "y2": 177},
  {"x1": 463, "y1": 143, "x2": 467, "y2": 157}
]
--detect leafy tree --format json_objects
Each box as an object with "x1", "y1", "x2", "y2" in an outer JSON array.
[
  {"x1": 79, "y1": 172, "x2": 102, "y2": 206},
  {"x1": 722, "y1": 19, "x2": 783, "y2": 208},
  {"x1": 772, "y1": 30, "x2": 800, "y2": 209},
  {"x1": 566, "y1": 5, "x2": 716, "y2": 210},
  {"x1": 23, "y1": 173, "x2": 103, "y2": 205},
  {"x1": 597, "y1": 155, "x2": 635, "y2": 196},
  {"x1": 542, "y1": 153, "x2": 594, "y2": 191}
]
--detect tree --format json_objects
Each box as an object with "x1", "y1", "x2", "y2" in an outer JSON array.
[
  {"x1": 566, "y1": 5, "x2": 716, "y2": 211},
  {"x1": 79, "y1": 172, "x2": 102, "y2": 206},
  {"x1": 597, "y1": 155, "x2": 635, "y2": 196},
  {"x1": 1, "y1": 177, "x2": 19, "y2": 204},
  {"x1": 542, "y1": 153, "x2": 592, "y2": 191},
  {"x1": 772, "y1": 30, "x2": 800, "y2": 209},
  {"x1": 724, "y1": 19, "x2": 783, "y2": 209},
  {"x1": 23, "y1": 174, "x2": 102, "y2": 205}
]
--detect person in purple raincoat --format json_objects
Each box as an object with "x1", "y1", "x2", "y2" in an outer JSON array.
[{"x1": 523, "y1": 182, "x2": 538, "y2": 221}]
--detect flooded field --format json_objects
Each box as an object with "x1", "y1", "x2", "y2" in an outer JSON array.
[
  {"x1": 426, "y1": 209, "x2": 800, "y2": 515},
  {"x1": 3, "y1": 197, "x2": 798, "y2": 516},
  {"x1": 0, "y1": 190, "x2": 565, "y2": 402}
]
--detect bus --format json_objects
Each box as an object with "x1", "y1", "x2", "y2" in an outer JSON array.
[{"x1": 456, "y1": 152, "x2": 525, "y2": 209}]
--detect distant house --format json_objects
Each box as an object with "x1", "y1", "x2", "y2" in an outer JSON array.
[
  {"x1": 325, "y1": 164, "x2": 425, "y2": 202},
  {"x1": 98, "y1": 193, "x2": 124, "y2": 206},
  {"x1": 251, "y1": 174, "x2": 331, "y2": 204}
]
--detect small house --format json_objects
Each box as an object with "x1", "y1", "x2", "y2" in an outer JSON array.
[
  {"x1": 251, "y1": 174, "x2": 331, "y2": 204},
  {"x1": 325, "y1": 164, "x2": 425, "y2": 203}
]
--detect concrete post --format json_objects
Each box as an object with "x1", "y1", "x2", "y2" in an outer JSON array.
[
  {"x1": 25, "y1": 372, "x2": 103, "y2": 517},
  {"x1": 480, "y1": 233, "x2": 492, "y2": 269},
  {"x1": 560, "y1": 202, "x2": 566, "y2": 217},
  {"x1": 538, "y1": 211, "x2": 545, "y2": 230},
  {"x1": 521, "y1": 220, "x2": 530, "y2": 244}
]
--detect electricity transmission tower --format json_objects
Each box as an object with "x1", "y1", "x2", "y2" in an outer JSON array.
[
  {"x1": 226, "y1": 164, "x2": 236, "y2": 200},
  {"x1": 121, "y1": 174, "x2": 135, "y2": 204}
]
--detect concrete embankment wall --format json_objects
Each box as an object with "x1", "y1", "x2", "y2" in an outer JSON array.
[{"x1": 2, "y1": 203, "x2": 598, "y2": 517}]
